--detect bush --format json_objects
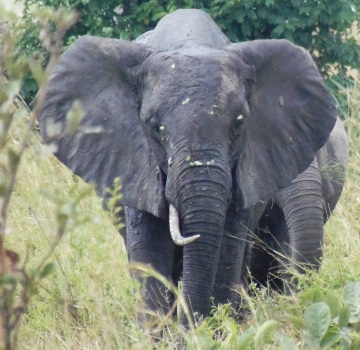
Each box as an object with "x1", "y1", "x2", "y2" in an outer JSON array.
[
  {"x1": 16, "y1": 0, "x2": 360, "y2": 103},
  {"x1": 0, "y1": 6, "x2": 88, "y2": 349}
]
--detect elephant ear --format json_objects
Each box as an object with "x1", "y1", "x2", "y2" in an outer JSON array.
[
  {"x1": 229, "y1": 39, "x2": 337, "y2": 208},
  {"x1": 38, "y1": 36, "x2": 167, "y2": 219}
]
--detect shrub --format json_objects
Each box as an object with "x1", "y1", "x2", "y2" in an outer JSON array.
[
  {"x1": 0, "y1": 5, "x2": 89, "y2": 349},
  {"x1": 16, "y1": 0, "x2": 360, "y2": 103}
]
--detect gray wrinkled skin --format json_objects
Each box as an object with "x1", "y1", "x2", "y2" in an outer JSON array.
[
  {"x1": 250, "y1": 117, "x2": 348, "y2": 290},
  {"x1": 38, "y1": 9, "x2": 343, "y2": 328}
]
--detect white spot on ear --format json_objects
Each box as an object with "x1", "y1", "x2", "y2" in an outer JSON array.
[
  {"x1": 159, "y1": 125, "x2": 165, "y2": 131},
  {"x1": 186, "y1": 155, "x2": 191, "y2": 162},
  {"x1": 168, "y1": 157, "x2": 172, "y2": 166},
  {"x1": 194, "y1": 161, "x2": 203, "y2": 166},
  {"x1": 182, "y1": 98, "x2": 190, "y2": 105},
  {"x1": 237, "y1": 114, "x2": 243, "y2": 120},
  {"x1": 171, "y1": 63, "x2": 175, "y2": 69}
]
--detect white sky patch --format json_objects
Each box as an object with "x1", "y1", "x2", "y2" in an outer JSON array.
[{"x1": 0, "y1": 0, "x2": 23, "y2": 15}]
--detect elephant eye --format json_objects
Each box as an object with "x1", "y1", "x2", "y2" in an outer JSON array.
[
  {"x1": 146, "y1": 116, "x2": 162, "y2": 133},
  {"x1": 151, "y1": 123, "x2": 165, "y2": 135},
  {"x1": 158, "y1": 126, "x2": 170, "y2": 143},
  {"x1": 150, "y1": 122, "x2": 170, "y2": 144},
  {"x1": 145, "y1": 114, "x2": 157, "y2": 126},
  {"x1": 231, "y1": 114, "x2": 245, "y2": 137}
]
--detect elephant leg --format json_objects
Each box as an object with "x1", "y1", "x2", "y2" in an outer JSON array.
[
  {"x1": 251, "y1": 203, "x2": 290, "y2": 291},
  {"x1": 124, "y1": 206, "x2": 175, "y2": 323},
  {"x1": 276, "y1": 159, "x2": 324, "y2": 280},
  {"x1": 213, "y1": 204, "x2": 254, "y2": 310}
]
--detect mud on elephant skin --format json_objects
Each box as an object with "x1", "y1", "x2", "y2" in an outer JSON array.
[
  {"x1": 38, "y1": 9, "x2": 338, "y2": 326},
  {"x1": 250, "y1": 117, "x2": 348, "y2": 291}
]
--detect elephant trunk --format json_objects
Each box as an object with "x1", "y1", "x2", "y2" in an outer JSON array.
[
  {"x1": 167, "y1": 150, "x2": 231, "y2": 322},
  {"x1": 277, "y1": 159, "x2": 324, "y2": 272}
]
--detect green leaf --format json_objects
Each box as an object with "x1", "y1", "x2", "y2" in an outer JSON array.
[
  {"x1": 325, "y1": 290, "x2": 341, "y2": 319},
  {"x1": 304, "y1": 302, "x2": 331, "y2": 340},
  {"x1": 236, "y1": 326, "x2": 256, "y2": 349},
  {"x1": 39, "y1": 262, "x2": 56, "y2": 279},
  {"x1": 339, "y1": 336, "x2": 351, "y2": 350},
  {"x1": 0, "y1": 274, "x2": 18, "y2": 287},
  {"x1": 284, "y1": 312, "x2": 304, "y2": 329},
  {"x1": 343, "y1": 282, "x2": 360, "y2": 324},
  {"x1": 254, "y1": 320, "x2": 277, "y2": 349},
  {"x1": 29, "y1": 58, "x2": 45, "y2": 85},
  {"x1": 274, "y1": 332, "x2": 296, "y2": 350},
  {"x1": 302, "y1": 334, "x2": 321, "y2": 350},
  {"x1": 152, "y1": 11, "x2": 167, "y2": 21},
  {"x1": 300, "y1": 287, "x2": 326, "y2": 305},
  {"x1": 336, "y1": 306, "x2": 351, "y2": 327},
  {"x1": 265, "y1": 0, "x2": 274, "y2": 7},
  {"x1": 320, "y1": 329, "x2": 342, "y2": 349}
]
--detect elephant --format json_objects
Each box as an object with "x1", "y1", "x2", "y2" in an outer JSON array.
[
  {"x1": 249, "y1": 117, "x2": 348, "y2": 291},
  {"x1": 38, "y1": 9, "x2": 338, "y2": 326}
]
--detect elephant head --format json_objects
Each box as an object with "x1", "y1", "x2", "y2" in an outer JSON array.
[{"x1": 38, "y1": 9, "x2": 337, "y2": 321}]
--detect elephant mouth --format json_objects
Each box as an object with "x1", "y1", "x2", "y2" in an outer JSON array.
[{"x1": 169, "y1": 204, "x2": 200, "y2": 245}]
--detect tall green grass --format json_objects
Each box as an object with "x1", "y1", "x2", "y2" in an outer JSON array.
[
  {"x1": 5, "y1": 78, "x2": 360, "y2": 349},
  {"x1": 6, "y1": 83, "x2": 358, "y2": 349},
  {"x1": 1, "y1": 3, "x2": 358, "y2": 347}
]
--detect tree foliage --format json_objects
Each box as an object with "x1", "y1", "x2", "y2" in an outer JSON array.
[{"x1": 16, "y1": 0, "x2": 360, "y2": 102}]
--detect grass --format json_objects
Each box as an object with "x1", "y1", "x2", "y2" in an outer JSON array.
[
  {"x1": 0, "y1": 3, "x2": 358, "y2": 347},
  {"x1": 4, "y1": 114, "x2": 142, "y2": 348},
  {"x1": 3, "y1": 76, "x2": 360, "y2": 350},
  {"x1": 7, "y1": 159, "x2": 139, "y2": 348},
  {"x1": 3, "y1": 86, "x2": 358, "y2": 349}
]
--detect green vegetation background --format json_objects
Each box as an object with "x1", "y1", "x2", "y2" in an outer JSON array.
[
  {"x1": 1, "y1": 0, "x2": 360, "y2": 348},
  {"x1": 17, "y1": 0, "x2": 360, "y2": 103}
]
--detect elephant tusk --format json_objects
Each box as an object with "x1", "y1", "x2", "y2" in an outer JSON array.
[{"x1": 169, "y1": 204, "x2": 200, "y2": 246}]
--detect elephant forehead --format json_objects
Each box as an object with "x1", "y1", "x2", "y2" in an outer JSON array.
[{"x1": 143, "y1": 51, "x2": 242, "y2": 111}]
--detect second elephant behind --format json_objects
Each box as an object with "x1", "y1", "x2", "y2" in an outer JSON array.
[{"x1": 249, "y1": 117, "x2": 348, "y2": 289}]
